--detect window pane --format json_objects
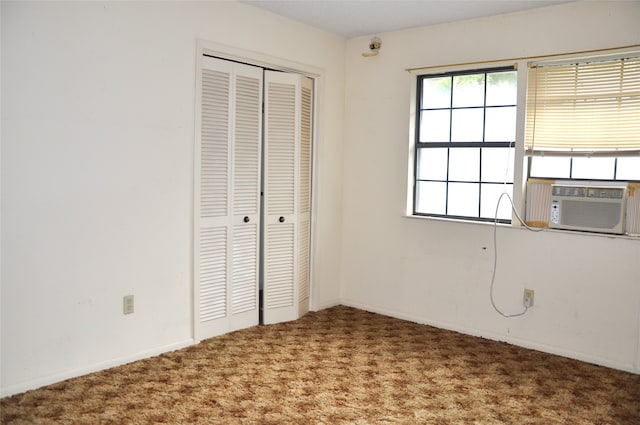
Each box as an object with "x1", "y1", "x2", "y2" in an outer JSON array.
[
  {"x1": 417, "y1": 148, "x2": 448, "y2": 180},
  {"x1": 420, "y1": 110, "x2": 450, "y2": 142},
  {"x1": 482, "y1": 148, "x2": 514, "y2": 183},
  {"x1": 480, "y1": 184, "x2": 513, "y2": 220},
  {"x1": 486, "y1": 71, "x2": 516, "y2": 106},
  {"x1": 452, "y1": 74, "x2": 484, "y2": 107},
  {"x1": 414, "y1": 68, "x2": 519, "y2": 222},
  {"x1": 616, "y1": 157, "x2": 640, "y2": 180},
  {"x1": 415, "y1": 181, "x2": 446, "y2": 215},
  {"x1": 451, "y1": 109, "x2": 483, "y2": 142},
  {"x1": 530, "y1": 156, "x2": 570, "y2": 178},
  {"x1": 448, "y1": 183, "x2": 479, "y2": 217},
  {"x1": 485, "y1": 107, "x2": 516, "y2": 142},
  {"x1": 572, "y1": 157, "x2": 615, "y2": 180},
  {"x1": 448, "y1": 148, "x2": 479, "y2": 181},
  {"x1": 422, "y1": 76, "x2": 451, "y2": 109}
]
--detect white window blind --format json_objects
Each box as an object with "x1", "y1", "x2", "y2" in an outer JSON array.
[{"x1": 525, "y1": 54, "x2": 640, "y2": 156}]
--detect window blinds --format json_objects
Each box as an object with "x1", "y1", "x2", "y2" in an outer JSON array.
[{"x1": 525, "y1": 55, "x2": 640, "y2": 156}]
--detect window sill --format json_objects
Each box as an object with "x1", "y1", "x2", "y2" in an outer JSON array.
[
  {"x1": 404, "y1": 213, "x2": 509, "y2": 226},
  {"x1": 403, "y1": 214, "x2": 639, "y2": 240}
]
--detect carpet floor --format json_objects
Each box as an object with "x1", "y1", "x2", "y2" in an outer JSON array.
[{"x1": 2, "y1": 305, "x2": 639, "y2": 424}]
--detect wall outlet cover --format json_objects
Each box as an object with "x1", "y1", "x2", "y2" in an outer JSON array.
[
  {"x1": 123, "y1": 295, "x2": 134, "y2": 315},
  {"x1": 523, "y1": 289, "x2": 534, "y2": 308}
]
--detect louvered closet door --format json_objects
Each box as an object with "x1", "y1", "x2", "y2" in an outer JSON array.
[
  {"x1": 229, "y1": 66, "x2": 262, "y2": 332},
  {"x1": 195, "y1": 56, "x2": 262, "y2": 342},
  {"x1": 262, "y1": 71, "x2": 313, "y2": 325}
]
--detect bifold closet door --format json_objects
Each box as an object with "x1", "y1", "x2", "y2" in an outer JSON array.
[
  {"x1": 194, "y1": 57, "x2": 262, "y2": 342},
  {"x1": 262, "y1": 71, "x2": 313, "y2": 325}
]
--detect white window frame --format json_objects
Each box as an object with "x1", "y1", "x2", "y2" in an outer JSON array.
[
  {"x1": 406, "y1": 60, "x2": 529, "y2": 225},
  {"x1": 406, "y1": 49, "x2": 639, "y2": 236}
]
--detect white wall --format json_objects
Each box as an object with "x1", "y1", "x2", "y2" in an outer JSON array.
[
  {"x1": 341, "y1": 1, "x2": 640, "y2": 373},
  {"x1": 1, "y1": 1, "x2": 345, "y2": 396},
  {"x1": 3, "y1": 0, "x2": 639, "y2": 399}
]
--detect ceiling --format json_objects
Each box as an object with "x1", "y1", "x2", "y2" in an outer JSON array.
[{"x1": 238, "y1": 0, "x2": 571, "y2": 39}]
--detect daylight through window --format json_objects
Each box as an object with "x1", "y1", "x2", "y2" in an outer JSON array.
[{"x1": 414, "y1": 67, "x2": 517, "y2": 222}]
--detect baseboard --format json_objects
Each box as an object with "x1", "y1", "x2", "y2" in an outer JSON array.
[
  {"x1": 1, "y1": 338, "x2": 195, "y2": 398},
  {"x1": 340, "y1": 299, "x2": 639, "y2": 375},
  {"x1": 310, "y1": 298, "x2": 342, "y2": 312}
]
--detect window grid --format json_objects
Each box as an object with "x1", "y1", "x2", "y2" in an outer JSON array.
[{"x1": 414, "y1": 67, "x2": 516, "y2": 223}]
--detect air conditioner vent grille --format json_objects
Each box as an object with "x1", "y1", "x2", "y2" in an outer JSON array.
[
  {"x1": 552, "y1": 186, "x2": 586, "y2": 197},
  {"x1": 551, "y1": 185, "x2": 626, "y2": 200},
  {"x1": 587, "y1": 187, "x2": 625, "y2": 199}
]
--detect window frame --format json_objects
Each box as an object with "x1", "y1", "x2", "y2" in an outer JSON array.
[
  {"x1": 412, "y1": 66, "x2": 518, "y2": 223},
  {"x1": 407, "y1": 50, "x2": 639, "y2": 234}
]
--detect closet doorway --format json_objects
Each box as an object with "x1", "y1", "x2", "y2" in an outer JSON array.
[{"x1": 194, "y1": 53, "x2": 314, "y2": 342}]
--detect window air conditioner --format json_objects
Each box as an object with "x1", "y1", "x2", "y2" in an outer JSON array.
[{"x1": 550, "y1": 183, "x2": 627, "y2": 234}]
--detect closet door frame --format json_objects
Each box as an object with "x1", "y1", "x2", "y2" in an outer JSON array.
[{"x1": 193, "y1": 40, "x2": 321, "y2": 342}]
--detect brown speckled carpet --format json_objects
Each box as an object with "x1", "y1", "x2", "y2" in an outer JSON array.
[{"x1": 2, "y1": 305, "x2": 639, "y2": 424}]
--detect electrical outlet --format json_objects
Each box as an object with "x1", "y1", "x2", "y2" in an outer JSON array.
[
  {"x1": 123, "y1": 295, "x2": 134, "y2": 315},
  {"x1": 523, "y1": 289, "x2": 534, "y2": 308}
]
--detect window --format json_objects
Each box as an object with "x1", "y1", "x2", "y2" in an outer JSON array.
[
  {"x1": 410, "y1": 49, "x2": 639, "y2": 234},
  {"x1": 414, "y1": 67, "x2": 517, "y2": 222},
  {"x1": 526, "y1": 55, "x2": 640, "y2": 182}
]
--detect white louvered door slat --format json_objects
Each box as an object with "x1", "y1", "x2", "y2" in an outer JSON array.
[
  {"x1": 201, "y1": 70, "x2": 230, "y2": 218},
  {"x1": 297, "y1": 222, "x2": 310, "y2": 304},
  {"x1": 297, "y1": 79, "x2": 313, "y2": 313},
  {"x1": 199, "y1": 227, "x2": 227, "y2": 321},
  {"x1": 231, "y1": 223, "x2": 258, "y2": 313},
  {"x1": 265, "y1": 223, "x2": 295, "y2": 309},
  {"x1": 266, "y1": 82, "x2": 296, "y2": 216},
  {"x1": 234, "y1": 76, "x2": 262, "y2": 215},
  {"x1": 195, "y1": 56, "x2": 262, "y2": 341}
]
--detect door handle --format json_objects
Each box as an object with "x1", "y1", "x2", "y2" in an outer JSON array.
[
  {"x1": 279, "y1": 216, "x2": 285, "y2": 223},
  {"x1": 243, "y1": 216, "x2": 250, "y2": 223}
]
